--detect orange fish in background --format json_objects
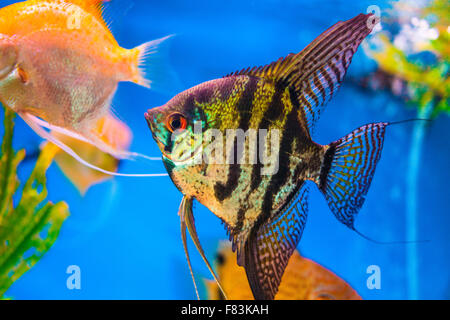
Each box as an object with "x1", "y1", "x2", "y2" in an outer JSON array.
[
  {"x1": 0, "y1": 0, "x2": 169, "y2": 176},
  {"x1": 51, "y1": 114, "x2": 132, "y2": 194},
  {"x1": 205, "y1": 243, "x2": 361, "y2": 300}
]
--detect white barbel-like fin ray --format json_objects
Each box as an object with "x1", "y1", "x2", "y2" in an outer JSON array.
[
  {"x1": 26, "y1": 115, "x2": 162, "y2": 161},
  {"x1": 180, "y1": 212, "x2": 200, "y2": 300},
  {"x1": 20, "y1": 112, "x2": 168, "y2": 177},
  {"x1": 178, "y1": 196, "x2": 227, "y2": 300}
]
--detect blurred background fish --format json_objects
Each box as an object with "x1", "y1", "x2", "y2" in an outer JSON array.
[
  {"x1": 0, "y1": 0, "x2": 170, "y2": 175},
  {"x1": 204, "y1": 242, "x2": 361, "y2": 300},
  {"x1": 51, "y1": 114, "x2": 132, "y2": 194}
]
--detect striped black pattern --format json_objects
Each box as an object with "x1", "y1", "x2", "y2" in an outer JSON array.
[
  {"x1": 247, "y1": 82, "x2": 285, "y2": 197},
  {"x1": 213, "y1": 77, "x2": 258, "y2": 202}
]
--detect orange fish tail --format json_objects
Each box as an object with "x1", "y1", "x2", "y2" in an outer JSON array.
[{"x1": 124, "y1": 35, "x2": 173, "y2": 89}]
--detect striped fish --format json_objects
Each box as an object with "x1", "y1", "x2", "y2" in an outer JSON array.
[{"x1": 146, "y1": 13, "x2": 385, "y2": 300}]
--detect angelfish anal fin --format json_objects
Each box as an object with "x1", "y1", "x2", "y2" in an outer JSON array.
[
  {"x1": 242, "y1": 186, "x2": 309, "y2": 300},
  {"x1": 179, "y1": 196, "x2": 227, "y2": 300}
]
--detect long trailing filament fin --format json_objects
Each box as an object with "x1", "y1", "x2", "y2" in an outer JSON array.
[
  {"x1": 19, "y1": 113, "x2": 168, "y2": 177},
  {"x1": 353, "y1": 228, "x2": 430, "y2": 245},
  {"x1": 26, "y1": 115, "x2": 162, "y2": 161},
  {"x1": 180, "y1": 213, "x2": 200, "y2": 300},
  {"x1": 179, "y1": 196, "x2": 227, "y2": 300}
]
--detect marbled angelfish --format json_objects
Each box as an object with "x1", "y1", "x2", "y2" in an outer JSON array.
[{"x1": 146, "y1": 13, "x2": 385, "y2": 299}]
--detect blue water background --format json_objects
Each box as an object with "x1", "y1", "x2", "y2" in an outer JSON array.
[{"x1": 1, "y1": 0, "x2": 449, "y2": 299}]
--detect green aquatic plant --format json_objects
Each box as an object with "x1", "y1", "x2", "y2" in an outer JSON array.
[
  {"x1": 367, "y1": 35, "x2": 448, "y2": 116},
  {"x1": 0, "y1": 108, "x2": 69, "y2": 298},
  {"x1": 367, "y1": 1, "x2": 449, "y2": 116},
  {"x1": 364, "y1": 0, "x2": 449, "y2": 300}
]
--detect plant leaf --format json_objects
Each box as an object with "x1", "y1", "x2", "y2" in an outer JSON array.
[{"x1": 0, "y1": 108, "x2": 69, "y2": 298}]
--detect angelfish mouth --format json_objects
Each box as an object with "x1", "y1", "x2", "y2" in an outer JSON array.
[
  {"x1": 144, "y1": 111, "x2": 154, "y2": 129},
  {"x1": 144, "y1": 111, "x2": 159, "y2": 139},
  {"x1": 145, "y1": 111, "x2": 162, "y2": 143}
]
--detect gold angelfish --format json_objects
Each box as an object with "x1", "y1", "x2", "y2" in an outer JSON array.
[{"x1": 0, "y1": 0, "x2": 169, "y2": 176}]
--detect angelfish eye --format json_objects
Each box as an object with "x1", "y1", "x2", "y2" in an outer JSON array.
[
  {"x1": 17, "y1": 67, "x2": 28, "y2": 83},
  {"x1": 166, "y1": 112, "x2": 187, "y2": 133}
]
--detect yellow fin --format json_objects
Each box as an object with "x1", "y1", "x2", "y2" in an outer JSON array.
[{"x1": 62, "y1": 0, "x2": 113, "y2": 32}]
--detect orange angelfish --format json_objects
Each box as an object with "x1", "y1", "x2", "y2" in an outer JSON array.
[
  {"x1": 0, "y1": 0, "x2": 168, "y2": 177},
  {"x1": 205, "y1": 243, "x2": 362, "y2": 300}
]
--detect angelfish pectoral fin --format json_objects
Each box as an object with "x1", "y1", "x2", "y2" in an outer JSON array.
[
  {"x1": 178, "y1": 196, "x2": 227, "y2": 300},
  {"x1": 242, "y1": 186, "x2": 309, "y2": 300}
]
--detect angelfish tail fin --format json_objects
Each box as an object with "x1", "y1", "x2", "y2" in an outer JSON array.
[{"x1": 317, "y1": 122, "x2": 388, "y2": 229}]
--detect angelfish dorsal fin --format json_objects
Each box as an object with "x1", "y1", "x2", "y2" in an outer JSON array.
[
  {"x1": 64, "y1": 0, "x2": 111, "y2": 27},
  {"x1": 65, "y1": 0, "x2": 109, "y2": 16},
  {"x1": 226, "y1": 13, "x2": 378, "y2": 130}
]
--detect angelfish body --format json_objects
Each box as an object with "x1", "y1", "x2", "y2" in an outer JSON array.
[
  {"x1": 151, "y1": 75, "x2": 322, "y2": 233},
  {"x1": 146, "y1": 13, "x2": 385, "y2": 300},
  {"x1": 0, "y1": 0, "x2": 166, "y2": 163}
]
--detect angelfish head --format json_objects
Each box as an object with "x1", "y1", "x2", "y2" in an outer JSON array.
[{"x1": 145, "y1": 92, "x2": 205, "y2": 167}]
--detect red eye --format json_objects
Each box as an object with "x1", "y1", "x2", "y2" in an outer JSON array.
[{"x1": 166, "y1": 113, "x2": 187, "y2": 132}]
